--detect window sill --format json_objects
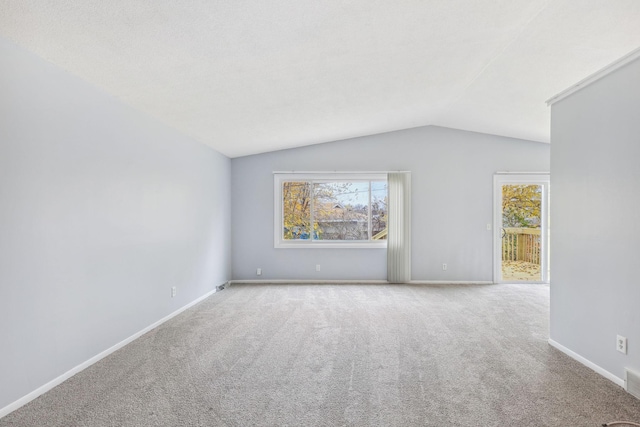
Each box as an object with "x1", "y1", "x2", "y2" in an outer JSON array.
[{"x1": 274, "y1": 241, "x2": 387, "y2": 249}]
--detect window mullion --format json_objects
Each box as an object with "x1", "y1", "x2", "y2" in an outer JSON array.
[
  {"x1": 310, "y1": 180, "x2": 315, "y2": 242},
  {"x1": 368, "y1": 181, "x2": 372, "y2": 240}
]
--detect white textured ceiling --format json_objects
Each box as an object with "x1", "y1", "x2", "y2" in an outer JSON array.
[{"x1": 2, "y1": 1, "x2": 640, "y2": 157}]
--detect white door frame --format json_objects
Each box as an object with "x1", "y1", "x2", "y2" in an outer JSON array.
[{"x1": 493, "y1": 173, "x2": 550, "y2": 284}]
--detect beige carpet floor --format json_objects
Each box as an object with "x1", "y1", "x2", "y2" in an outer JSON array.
[{"x1": 1, "y1": 283, "x2": 640, "y2": 426}]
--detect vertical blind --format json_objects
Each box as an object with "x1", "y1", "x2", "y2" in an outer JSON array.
[{"x1": 387, "y1": 172, "x2": 411, "y2": 283}]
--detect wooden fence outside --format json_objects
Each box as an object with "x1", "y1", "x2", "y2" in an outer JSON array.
[{"x1": 502, "y1": 227, "x2": 541, "y2": 264}]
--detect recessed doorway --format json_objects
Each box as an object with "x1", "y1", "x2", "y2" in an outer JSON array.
[{"x1": 494, "y1": 174, "x2": 550, "y2": 283}]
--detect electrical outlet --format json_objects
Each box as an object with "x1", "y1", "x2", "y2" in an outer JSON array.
[
  {"x1": 171, "y1": 286, "x2": 177, "y2": 298},
  {"x1": 316, "y1": 264, "x2": 321, "y2": 272},
  {"x1": 617, "y1": 335, "x2": 627, "y2": 354},
  {"x1": 256, "y1": 268, "x2": 262, "y2": 276},
  {"x1": 442, "y1": 263, "x2": 447, "y2": 271},
  {"x1": 486, "y1": 223, "x2": 492, "y2": 230}
]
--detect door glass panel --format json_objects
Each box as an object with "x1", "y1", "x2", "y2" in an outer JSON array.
[{"x1": 501, "y1": 184, "x2": 542, "y2": 281}]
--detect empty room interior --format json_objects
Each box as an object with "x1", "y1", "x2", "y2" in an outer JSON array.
[{"x1": 1, "y1": 1, "x2": 640, "y2": 426}]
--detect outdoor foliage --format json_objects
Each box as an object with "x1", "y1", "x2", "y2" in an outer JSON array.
[
  {"x1": 282, "y1": 180, "x2": 387, "y2": 241},
  {"x1": 502, "y1": 184, "x2": 541, "y2": 228},
  {"x1": 282, "y1": 181, "x2": 312, "y2": 239}
]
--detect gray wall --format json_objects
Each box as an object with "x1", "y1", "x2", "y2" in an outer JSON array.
[
  {"x1": 231, "y1": 126, "x2": 550, "y2": 281},
  {"x1": 550, "y1": 57, "x2": 640, "y2": 380},
  {"x1": 0, "y1": 37, "x2": 231, "y2": 410}
]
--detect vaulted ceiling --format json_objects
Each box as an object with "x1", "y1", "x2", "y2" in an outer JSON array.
[{"x1": 2, "y1": 1, "x2": 639, "y2": 157}]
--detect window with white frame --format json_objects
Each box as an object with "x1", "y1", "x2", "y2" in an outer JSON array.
[{"x1": 274, "y1": 173, "x2": 388, "y2": 248}]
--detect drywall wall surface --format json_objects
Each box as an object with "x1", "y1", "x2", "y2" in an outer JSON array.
[
  {"x1": 231, "y1": 125, "x2": 550, "y2": 281},
  {"x1": 550, "y1": 57, "x2": 640, "y2": 380},
  {"x1": 0, "y1": 37, "x2": 231, "y2": 410}
]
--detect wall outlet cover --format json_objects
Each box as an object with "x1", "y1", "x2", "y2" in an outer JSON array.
[{"x1": 617, "y1": 335, "x2": 627, "y2": 354}]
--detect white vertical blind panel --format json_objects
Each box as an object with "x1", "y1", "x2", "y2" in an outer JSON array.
[{"x1": 387, "y1": 172, "x2": 411, "y2": 283}]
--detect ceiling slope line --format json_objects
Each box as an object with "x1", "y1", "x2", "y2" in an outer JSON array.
[
  {"x1": 546, "y1": 45, "x2": 640, "y2": 106},
  {"x1": 435, "y1": 0, "x2": 554, "y2": 118}
]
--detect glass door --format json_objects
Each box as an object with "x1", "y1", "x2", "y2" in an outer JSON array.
[{"x1": 494, "y1": 174, "x2": 549, "y2": 283}]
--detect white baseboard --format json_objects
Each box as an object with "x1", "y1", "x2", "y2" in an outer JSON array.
[
  {"x1": 0, "y1": 287, "x2": 219, "y2": 419},
  {"x1": 410, "y1": 280, "x2": 493, "y2": 285},
  {"x1": 229, "y1": 279, "x2": 389, "y2": 284},
  {"x1": 548, "y1": 339, "x2": 625, "y2": 388},
  {"x1": 229, "y1": 280, "x2": 493, "y2": 285}
]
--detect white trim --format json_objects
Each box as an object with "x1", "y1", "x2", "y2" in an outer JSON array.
[
  {"x1": 273, "y1": 171, "x2": 410, "y2": 174},
  {"x1": 494, "y1": 171, "x2": 550, "y2": 175},
  {"x1": 493, "y1": 173, "x2": 550, "y2": 181},
  {"x1": 0, "y1": 288, "x2": 219, "y2": 419},
  {"x1": 274, "y1": 173, "x2": 388, "y2": 249},
  {"x1": 546, "y1": 47, "x2": 640, "y2": 106},
  {"x1": 275, "y1": 172, "x2": 388, "y2": 180},
  {"x1": 276, "y1": 242, "x2": 387, "y2": 249},
  {"x1": 493, "y1": 173, "x2": 550, "y2": 284},
  {"x1": 230, "y1": 279, "x2": 390, "y2": 285},
  {"x1": 548, "y1": 339, "x2": 624, "y2": 388},
  {"x1": 228, "y1": 280, "x2": 493, "y2": 285},
  {"x1": 410, "y1": 280, "x2": 493, "y2": 285}
]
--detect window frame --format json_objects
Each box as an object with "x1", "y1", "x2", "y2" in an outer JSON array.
[{"x1": 274, "y1": 173, "x2": 388, "y2": 249}]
